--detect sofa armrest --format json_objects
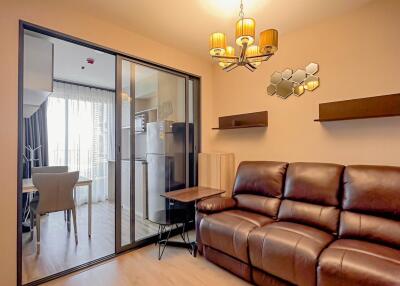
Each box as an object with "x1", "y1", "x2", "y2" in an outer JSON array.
[{"x1": 197, "y1": 197, "x2": 236, "y2": 214}]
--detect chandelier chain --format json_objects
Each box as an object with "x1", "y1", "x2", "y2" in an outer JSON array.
[{"x1": 239, "y1": 0, "x2": 244, "y2": 18}]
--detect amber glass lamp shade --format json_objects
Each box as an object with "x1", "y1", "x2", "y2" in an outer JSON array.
[
  {"x1": 224, "y1": 46, "x2": 235, "y2": 57},
  {"x1": 246, "y1": 45, "x2": 261, "y2": 66},
  {"x1": 209, "y1": 32, "x2": 227, "y2": 56},
  {"x1": 259, "y1": 29, "x2": 278, "y2": 54},
  {"x1": 235, "y1": 18, "x2": 255, "y2": 46}
]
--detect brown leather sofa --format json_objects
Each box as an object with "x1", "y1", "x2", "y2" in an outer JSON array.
[{"x1": 196, "y1": 161, "x2": 400, "y2": 286}]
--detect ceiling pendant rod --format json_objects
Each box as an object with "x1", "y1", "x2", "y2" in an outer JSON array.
[
  {"x1": 239, "y1": 0, "x2": 244, "y2": 19},
  {"x1": 239, "y1": 42, "x2": 248, "y2": 62}
]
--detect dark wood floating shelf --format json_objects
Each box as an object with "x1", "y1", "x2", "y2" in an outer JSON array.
[
  {"x1": 213, "y1": 111, "x2": 268, "y2": 130},
  {"x1": 315, "y1": 93, "x2": 400, "y2": 122}
]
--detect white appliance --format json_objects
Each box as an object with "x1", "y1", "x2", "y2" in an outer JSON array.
[
  {"x1": 146, "y1": 121, "x2": 185, "y2": 221},
  {"x1": 119, "y1": 159, "x2": 147, "y2": 219}
]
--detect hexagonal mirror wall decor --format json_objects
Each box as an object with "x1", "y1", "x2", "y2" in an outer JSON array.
[
  {"x1": 293, "y1": 83, "x2": 305, "y2": 96},
  {"x1": 282, "y1": 69, "x2": 293, "y2": 80},
  {"x1": 304, "y1": 75, "x2": 320, "y2": 91},
  {"x1": 271, "y1": 72, "x2": 282, "y2": 85},
  {"x1": 305, "y1": 62, "x2": 319, "y2": 75},
  {"x1": 267, "y1": 84, "x2": 277, "y2": 96},
  {"x1": 267, "y1": 63, "x2": 320, "y2": 99},
  {"x1": 277, "y1": 80, "x2": 294, "y2": 98}
]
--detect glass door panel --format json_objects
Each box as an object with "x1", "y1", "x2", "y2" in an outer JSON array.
[
  {"x1": 119, "y1": 59, "x2": 134, "y2": 247},
  {"x1": 116, "y1": 56, "x2": 189, "y2": 250},
  {"x1": 135, "y1": 64, "x2": 187, "y2": 241}
]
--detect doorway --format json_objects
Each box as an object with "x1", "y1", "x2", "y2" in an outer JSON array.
[{"x1": 18, "y1": 22, "x2": 200, "y2": 286}]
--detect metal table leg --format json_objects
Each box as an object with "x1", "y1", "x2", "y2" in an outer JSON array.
[
  {"x1": 158, "y1": 225, "x2": 173, "y2": 260},
  {"x1": 88, "y1": 182, "x2": 92, "y2": 238},
  {"x1": 156, "y1": 221, "x2": 197, "y2": 260}
]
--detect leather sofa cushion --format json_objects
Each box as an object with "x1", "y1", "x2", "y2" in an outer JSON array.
[
  {"x1": 233, "y1": 161, "x2": 288, "y2": 198},
  {"x1": 196, "y1": 197, "x2": 236, "y2": 214},
  {"x1": 249, "y1": 222, "x2": 334, "y2": 286},
  {"x1": 339, "y1": 211, "x2": 400, "y2": 248},
  {"x1": 200, "y1": 210, "x2": 273, "y2": 263},
  {"x1": 235, "y1": 194, "x2": 281, "y2": 218},
  {"x1": 343, "y1": 165, "x2": 400, "y2": 218},
  {"x1": 318, "y1": 239, "x2": 400, "y2": 286},
  {"x1": 252, "y1": 268, "x2": 294, "y2": 286},
  {"x1": 278, "y1": 200, "x2": 339, "y2": 234},
  {"x1": 284, "y1": 162, "x2": 344, "y2": 206},
  {"x1": 204, "y1": 246, "x2": 252, "y2": 282}
]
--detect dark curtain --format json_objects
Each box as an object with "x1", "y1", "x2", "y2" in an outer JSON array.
[
  {"x1": 23, "y1": 101, "x2": 49, "y2": 178},
  {"x1": 22, "y1": 101, "x2": 49, "y2": 230}
]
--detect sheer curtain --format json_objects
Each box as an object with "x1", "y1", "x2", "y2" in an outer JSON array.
[{"x1": 47, "y1": 81, "x2": 115, "y2": 204}]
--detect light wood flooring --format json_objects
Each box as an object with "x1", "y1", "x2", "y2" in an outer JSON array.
[
  {"x1": 42, "y1": 232, "x2": 251, "y2": 286},
  {"x1": 22, "y1": 201, "x2": 159, "y2": 284}
]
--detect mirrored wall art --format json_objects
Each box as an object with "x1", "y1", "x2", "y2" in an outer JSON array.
[{"x1": 267, "y1": 63, "x2": 320, "y2": 99}]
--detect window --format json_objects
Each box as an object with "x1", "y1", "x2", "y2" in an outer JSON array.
[{"x1": 47, "y1": 81, "x2": 115, "y2": 203}]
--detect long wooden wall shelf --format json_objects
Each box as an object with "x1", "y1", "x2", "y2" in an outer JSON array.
[
  {"x1": 213, "y1": 111, "x2": 268, "y2": 130},
  {"x1": 315, "y1": 93, "x2": 400, "y2": 122}
]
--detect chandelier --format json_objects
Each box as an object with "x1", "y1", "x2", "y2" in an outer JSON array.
[{"x1": 209, "y1": 0, "x2": 278, "y2": 72}]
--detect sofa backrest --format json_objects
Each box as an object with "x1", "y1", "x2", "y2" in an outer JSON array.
[
  {"x1": 233, "y1": 161, "x2": 288, "y2": 218},
  {"x1": 278, "y1": 162, "x2": 344, "y2": 234},
  {"x1": 340, "y1": 165, "x2": 400, "y2": 248}
]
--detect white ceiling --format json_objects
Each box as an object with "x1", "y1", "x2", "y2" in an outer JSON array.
[
  {"x1": 63, "y1": 0, "x2": 373, "y2": 58},
  {"x1": 25, "y1": 31, "x2": 161, "y2": 97},
  {"x1": 24, "y1": 0, "x2": 374, "y2": 94},
  {"x1": 51, "y1": 37, "x2": 116, "y2": 90},
  {"x1": 26, "y1": 30, "x2": 117, "y2": 90}
]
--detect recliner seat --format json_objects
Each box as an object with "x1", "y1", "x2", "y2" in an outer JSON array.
[
  {"x1": 248, "y1": 162, "x2": 344, "y2": 286},
  {"x1": 317, "y1": 165, "x2": 400, "y2": 286},
  {"x1": 198, "y1": 161, "x2": 288, "y2": 281}
]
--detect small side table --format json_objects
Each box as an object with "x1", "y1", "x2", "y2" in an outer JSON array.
[
  {"x1": 156, "y1": 186, "x2": 225, "y2": 259},
  {"x1": 149, "y1": 208, "x2": 193, "y2": 260}
]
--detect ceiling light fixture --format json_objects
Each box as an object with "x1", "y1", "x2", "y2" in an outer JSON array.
[{"x1": 209, "y1": 0, "x2": 278, "y2": 72}]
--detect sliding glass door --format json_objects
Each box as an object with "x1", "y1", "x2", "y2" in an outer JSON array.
[
  {"x1": 116, "y1": 56, "x2": 197, "y2": 251},
  {"x1": 18, "y1": 23, "x2": 200, "y2": 286}
]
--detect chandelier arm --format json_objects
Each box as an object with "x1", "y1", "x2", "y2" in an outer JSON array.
[
  {"x1": 223, "y1": 63, "x2": 239, "y2": 72},
  {"x1": 245, "y1": 64, "x2": 256, "y2": 72},
  {"x1": 212, "y1": 55, "x2": 239, "y2": 61},
  {"x1": 246, "y1": 54, "x2": 273, "y2": 60}
]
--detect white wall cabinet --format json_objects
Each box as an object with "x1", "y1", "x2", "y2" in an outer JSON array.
[{"x1": 23, "y1": 34, "x2": 54, "y2": 118}]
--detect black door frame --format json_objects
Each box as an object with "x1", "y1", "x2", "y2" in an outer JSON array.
[{"x1": 17, "y1": 20, "x2": 201, "y2": 286}]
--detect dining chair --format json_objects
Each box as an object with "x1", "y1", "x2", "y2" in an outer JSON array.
[
  {"x1": 32, "y1": 166, "x2": 68, "y2": 174},
  {"x1": 31, "y1": 166, "x2": 70, "y2": 220},
  {"x1": 30, "y1": 171, "x2": 79, "y2": 254}
]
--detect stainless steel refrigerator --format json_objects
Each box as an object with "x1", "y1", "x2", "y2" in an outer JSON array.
[{"x1": 146, "y1": 121, "x2": 185, "y2": 221}]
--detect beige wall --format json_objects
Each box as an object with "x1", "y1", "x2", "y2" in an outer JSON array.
[
  {"x1": 208, "y1": 0, "x2": 400, "y2": 168},
  {"x1": 0, "y1": 1, "x2": 213, "y2": 285},
  {"x1": 2, "y1": 0, "x2": 400, "y2": 284}
]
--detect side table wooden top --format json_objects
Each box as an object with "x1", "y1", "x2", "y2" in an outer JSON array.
[{"x1": 161, "y1": 186, "x2": 225, "y2": 203}]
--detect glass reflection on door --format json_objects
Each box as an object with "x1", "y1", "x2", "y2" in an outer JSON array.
[
  {"x1": 120, "y1": 59, "x2": 133, "y2": 246},
  {"x1": 119, "y1": 58, "x2": 187, "y2": 248}
]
